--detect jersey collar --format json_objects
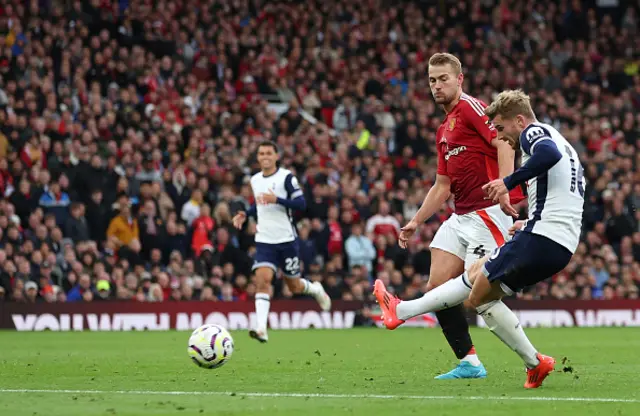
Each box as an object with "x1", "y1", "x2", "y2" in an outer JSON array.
[{"x1": 262, "y1": 167, "x2": 279, "y2": 178}]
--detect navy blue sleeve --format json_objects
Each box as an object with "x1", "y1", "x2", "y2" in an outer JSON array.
[
  {"x1": 276, "y1": 196, "x2": 306, "y2": 211},
  {"x1": 247, "y1": 205, "x2": 257, "y2": 217},
  {"x1": 503, "y1": 140, "x2": 562, "y2": 191}
]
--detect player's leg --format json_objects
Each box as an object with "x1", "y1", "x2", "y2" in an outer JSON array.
[
  {"x1": 426, "y1": 249, "x2": 486, "y2": 379},
  {"x1": 375, "y1": 255, "x2": 486, "y2": 322},
  {"x1": 430, "y1": 205, "x2": 511, "y2": 378},
  {"x1": 391, "y1": 248, "x2": 467, "y2": 320},
  {"x1": 284, "y1": 276, "x2": 331, "y2": 311},
  {"x1": 469, "y1": 232, "x2": 572, "y2": 388},
  {"x1": 375, "y1": 217, "x2": 484, "y2": 377},
  {"x1": 376, "y1": 218, "x2": 469, "y2": 327},
  {"x1": 280, "y1": 241, "x2": 331, "y2": 311},
  {"x1": 374, "y1": 257, "x2": 484, "y2": 329},
  {"x1": 467, "y1": 235, "x2": 542, "y2": 369},
  {"x1": 426, "y1": 217, "x2": 483, "y2": 379},
  {"x1": 384, "y1": 218, "x2": 466, "y2": 323},
  {"x1": 374, "y1": 217, "x2": 484, "y2": 378},
  {"x1": 250, "y1": 244, "x2": 278, "y2": 343},
  {"x1": 471, "y1": 280, "x2": 542, "y2": 370},
  {"x1": 251, "y1": 266, "x2": 274, "y2": 342},
  {"x1": 469, "y1": 273, "x2": 553, "y2": 389}
]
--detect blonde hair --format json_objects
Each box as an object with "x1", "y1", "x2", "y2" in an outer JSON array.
[
  {"x1": 484, "y1": 89, "x2": 536, "y2": 120},
  {"x1": 213, "y1": 201, "x2": 231, "y2": 222},
  {"x1": 428, "y1": 53, "x2": 462, "y2": 75}
]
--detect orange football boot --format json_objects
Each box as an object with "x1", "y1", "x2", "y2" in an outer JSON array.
[
  {"x1": 524, "y1": 353, "x2": 556, "y2": 388},
  {"x1": 373, "y1": 280, "x2": 405, "y2": 330}
]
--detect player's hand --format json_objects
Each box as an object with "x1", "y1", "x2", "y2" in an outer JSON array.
[
  {"x1": 498, "y1": 193, "x2": 519, "y2": 219},
  {"x1": 232, "y1": 211, "x2": 247, "y2": 229},
  {"x1": 398, "y1": 220, "x2": 418, "y2": 249},
  {"x1": 257, "y1": 189, "x2": 278, "y2": 205},
  {"x1": 508, "y1": 220, "x2": 526, "y2": 236},
  {"x1": 482, "y1": 179, "x2": 509, "y2": 202}
]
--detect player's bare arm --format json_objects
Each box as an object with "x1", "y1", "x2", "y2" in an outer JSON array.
[
  {"x1": 492, "y1": 136, "x2": 519, "y2": 218},
  {"x1": 399, "y1": 174, "x2": 451, "y2": 249}
]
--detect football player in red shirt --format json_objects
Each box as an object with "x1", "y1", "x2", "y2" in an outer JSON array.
[{"x1": 374, "y1": 53, "x2": 524, "y2": 380}]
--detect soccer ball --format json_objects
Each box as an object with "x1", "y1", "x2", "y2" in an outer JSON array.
[{"x1": 187, "y1": 324, "x2": 234, "y2": 369}]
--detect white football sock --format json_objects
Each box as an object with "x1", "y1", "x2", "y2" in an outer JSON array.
[
  {"x1": 255, "y1": 293, "x2": 271, "y2": 333},
  {"x1": 396, "y1": 273, "x2": 473, "y2": 320},
  {"x1": 477, "y1": 300, "x2": 540, "y2": 369},
  {"x1": 302, "y1": 279, "x2": 321, "y2": 296},
  {"x1": 460, "y1": 347, "x2": 481, "y2": 366}
]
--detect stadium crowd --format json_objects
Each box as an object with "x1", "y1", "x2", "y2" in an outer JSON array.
[{"x1": 0, "y1": 0, "x2": 639, "y2": 304}]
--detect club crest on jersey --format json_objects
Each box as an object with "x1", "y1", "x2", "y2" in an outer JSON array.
[{"x1": 448, "y1": 118, "x2": 456, "y2": 131}]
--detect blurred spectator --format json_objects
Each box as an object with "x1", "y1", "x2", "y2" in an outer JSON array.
[
  {"x1": 24, "y1": 281, "x2": 39, "y2": 303},
  {"x1": 138, "y1": 199, "x2": 165, "y2": 261},
  {"x1": 191, "y1": 204, "x2": 214, "y2": 256},
  {"x1": 85, "y1": 189, "x2": 109, "y2": 242},
  {"x1": 297, "y1": 221, "x2": 318, "y2": 273},
  {"x1": 181, "y1": 189, "x2": 203, "y2": 227},
  {"x1": 106, "y1": 195, "x2": 140, "y2": 254},
  {"x1": 95, "y1": 280, "x2": 112, "y2": 301},
  {"x1": 38, "y1": 181, "x2": 70, "y2": 227},
  {"x1": 66, "y1": 274, "x2": 92, "y2": 302},
  {"x1": 345, "y1": 223, "x2": 377, "y2": 276},
  {"x1": 65, "y1": 203, "x2": 90, "y2": 243},
  {"x1": 366, "y1": 201, "x2": 401, "y2": 240}
]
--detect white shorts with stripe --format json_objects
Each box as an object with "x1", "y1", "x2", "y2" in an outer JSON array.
[{"x1": 430, "y1": 204, "x2": 513, "y2": 268}]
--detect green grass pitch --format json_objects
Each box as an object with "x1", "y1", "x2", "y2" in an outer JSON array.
[{"x1": 0, "y1": 328, "x2": 639, "y2": 415}]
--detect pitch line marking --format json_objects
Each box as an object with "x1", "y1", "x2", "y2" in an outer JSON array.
[{"x1": 0, "y1": 389, "x2": 638, "y2": 403}]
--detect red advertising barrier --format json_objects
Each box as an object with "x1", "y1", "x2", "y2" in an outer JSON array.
[
  {"x1": 474, "y1": 299, "x2": 640, "y2": 328},
  {"x1": 3, "y1": 299, "x2": 638, "y2": 331},
  {"x1": 0, "y1": 301, "x2": 363, "y2": 331}
]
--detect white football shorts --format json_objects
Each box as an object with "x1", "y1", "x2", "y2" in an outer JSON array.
[{"x1": 430, "y1": 204, "x2": 513, "y2": 267}]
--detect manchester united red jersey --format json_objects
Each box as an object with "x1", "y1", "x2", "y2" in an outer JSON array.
[{"x1": 436, "y1": 93, "x2": 525, "y2": 215}]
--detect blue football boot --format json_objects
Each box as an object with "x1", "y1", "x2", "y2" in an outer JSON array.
[{"x1": 435, "y1": 361, "x2": 488, "y2": 379}]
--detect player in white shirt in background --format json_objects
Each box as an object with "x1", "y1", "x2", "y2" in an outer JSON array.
[
  {"x1": 373, "y1": 90, "x2": 584, "y2": 388},
  {"x1": 233, "y1": 141, "x2": 331, "y2": 343}
]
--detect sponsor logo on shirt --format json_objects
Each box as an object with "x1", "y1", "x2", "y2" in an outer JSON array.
[{"x1": 444, "y1": 145, "x2": 467, "y2": 161}]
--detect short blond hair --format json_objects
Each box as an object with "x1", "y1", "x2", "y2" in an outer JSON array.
[
  {"x1": 484, "y1": 90, "x2": 535, "y2": 120},
  {"x1": 428, "y1": 53, "x2": 462, "y2": 75}
]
